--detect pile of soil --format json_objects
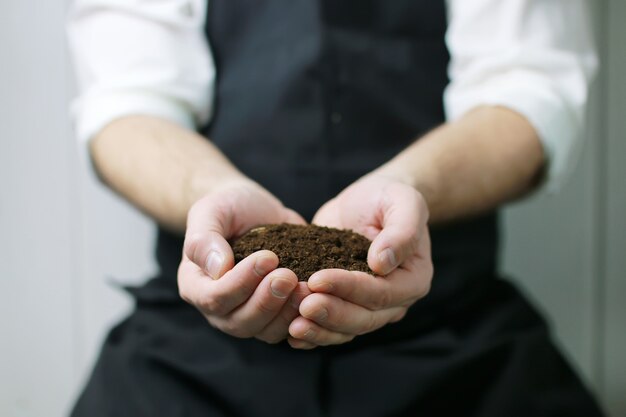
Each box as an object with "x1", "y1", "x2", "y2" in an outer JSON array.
[{"x1": 232, "y1": 224, "x2": 373, "y2": 281}]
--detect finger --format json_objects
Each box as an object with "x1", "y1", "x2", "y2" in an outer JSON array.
[
  {"x1": 298, "y1": 293, "x2": 406, "y2": 335},
  {"x1": 225, "y1": 268, "x2": 298, "y2": 338},
  {"x1": 289, "y1": 281, "x2": 314, "y2": 309},
  {"x1": 311, "y1": 198, "x2": 342, "y2": 228},
  {"x1": 283, "y1": 208, "x2": 308, "y2": 226},
  {"x1": 288, "y1": 317, "x2": 355, "y2": 346},
  {"x1": 256, "y1": 282, "x2": 312, "y2": 344},
  {"x1": 287, "y1": 337, "x2": 318, "y2": 350},
  {"x1": 307, "y1": 268, "x2": 430, "y2": 310},
  {"x1": 368, "y1": 186, "x2": 429, "y2": 275},
  {"x1": 184, "y1": 198, "x2": 236, "y2": 279},
  {"x1": 178, "y1": 250, "x2": 278, "y2": 316}
]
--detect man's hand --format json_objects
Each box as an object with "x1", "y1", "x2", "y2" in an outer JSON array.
[
  {"x1": 288, "y1": 176, "x2": 433, "y2": 349},
  {"x1": 178, "y1": 180, "x2": 312, "y2": 344}
]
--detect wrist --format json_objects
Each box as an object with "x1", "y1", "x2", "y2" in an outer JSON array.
[
  {"x1": 370, "y1": 150, "x2": 440, "y2": 215},
  {"x1": 188, "y1": 173, "x2": 257, "y2": 208}
]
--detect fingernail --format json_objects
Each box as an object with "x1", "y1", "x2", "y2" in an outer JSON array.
[
  {"x1": 270, "y1": 278, "x2": 293, "y2": 298},
  {"x1": 313, "y1": 307, "x2": 328, "y2": 323},
  {"x1": 289, "y1": 293, "x2": 303, "y2": 309},
  {"x1": 309, "y1": 279, "x2": 333, "y2": 293},
  {"x1": 303, "y1": 327, "x2": 317, "y2": 339},
  {"x1": 378, "y1": 248, "x2": 397, "y2": 273},
  {"x1": 254, "y1": 256, "x2": 275, "y2": 277},
  {"x1": 205, "y1": 250, "x2": 224, "y2": 279}
]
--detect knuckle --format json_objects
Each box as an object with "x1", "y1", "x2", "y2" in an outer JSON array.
[
  {"x1": 333, "y1": 334, "x2": 356, "y2": 345},
  {"x1": 368, "y1": 286, "x2": 392, "y2": 310},
  {"x1": 217, "y1": 320, "x2": 235, "y2": 335},
  {"x1": 423, "y1": 259, "x2": 434, "y2": 279},
  {"x1": 419, "y1": 261, "x2": 434, "y2": 298},
  {"x1": 416, "y1": 192, "x2": 429, "y2": 217},
  {"x1": 391, "y1": 308, "x2": 408, "y2": 323},
  {"x1": 359, "y1": 313, "x2": 379, "y2": 335},
  {"x1": 321, "y1": 313, "x2": 340, "y2": 331},
  {"x1": 178, "y1": 286, "x2": 193, "y2": 305},
  {"x1": 417, "y1": 277, "x2": 432, "y2": 299},
  {"x1": 199, "y1": 294, "x2": 226, "y2": 316},
  {"x1": 257, "y1": 333, "x2": 284, "y2": 345},
  {"x1": 306, "y1": 292, "x2": 328, "y2": 310},
  {"x1": 234, "y1": 280, "x2": 256, "y2": 301},
  {"x1": 204, "y1": 316, "x2": 220, "y2": 330},
  {"x1": 379, "y1": 287, "x2": 393, "y2": 309},
  {"x1": 410, "y1": 232, "x2": 421, "y2": 253},
  {"x1": 219, "y1": 320, "x2": 252, "y2": 339},
  {"x1": 256, "y1": 295, "x2": 280, "y2": 315},
  {"x1": 408, "y1": 262, "x2": 433, "y2": 303},
  {"x1": 316, "y1": 298, "x2": 335, "y2": 324},
  {"x1": 183, "y1": 233, "x2": 205, "y2": 263},
  {"x1": 265, "y1": 336, "x2": 283, "y2": 345}
]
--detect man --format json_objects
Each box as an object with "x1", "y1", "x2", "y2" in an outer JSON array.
[{"x1": 68, "y1": 0, "x2": 603, "y2": 416}]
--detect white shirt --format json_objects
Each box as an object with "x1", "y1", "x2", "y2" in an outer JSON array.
[{"x1": 67, "y1": 0, "x2": 597, "y2": 189}]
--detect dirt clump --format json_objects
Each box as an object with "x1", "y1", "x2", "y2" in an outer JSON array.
[{"x1": 232, "y1": 223, "x2": 373, "y2": 281}]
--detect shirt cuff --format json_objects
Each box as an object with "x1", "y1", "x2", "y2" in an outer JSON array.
[
  {"x1": 444, "y1": 71, "x2": 582, "y2": 192},
  {"x1": 72, "y1": 89, "x2": 196, "y2": 144}
]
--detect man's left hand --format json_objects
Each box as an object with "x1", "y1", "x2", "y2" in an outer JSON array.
[{"x1": 288, "y1": 176, "x2": 433, "y2": 349}]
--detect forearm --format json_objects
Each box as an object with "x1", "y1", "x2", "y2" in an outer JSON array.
[
  {"x1": 374, "y1": 106, "x2": 545, "y2": 224},
  {"x1": 89, "y1": 115, "x2": 249, "y2": 233}
]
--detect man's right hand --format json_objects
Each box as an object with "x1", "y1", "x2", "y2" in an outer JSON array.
[{"x1": 178, "y1": 179, "x2": 314, "y2": 345}]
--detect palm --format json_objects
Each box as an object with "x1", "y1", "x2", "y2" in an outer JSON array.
[
  {"x1": 287, "y1": 175, "x2": 433, "y2": 349},
  {"x1": 312, "y1": 182, "x2": 384, "y2": 242},
  {"x1": 209, "y1": 183, "x2": 304, "y2": 239},
  {"x1": 179, "y1": 180, "x2": 311, "y2": 345}
]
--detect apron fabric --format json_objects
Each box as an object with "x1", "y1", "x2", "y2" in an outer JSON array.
[{"x1": 71, "y1": 1, "x2": 604, "y2": 415}]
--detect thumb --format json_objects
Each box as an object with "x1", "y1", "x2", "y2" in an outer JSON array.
[
  {"x1": 367, "y1": 186, "x2": 429, "y2": 275},
  {"x1": 311, "y1": 198, "x2": 342, "y2": 228},
  {"x1": 282, "y1": 208, "x2": 308, "y2": 226},
  {"x1": 183, "y1": 198, "x2": 235, "y2": 280}
]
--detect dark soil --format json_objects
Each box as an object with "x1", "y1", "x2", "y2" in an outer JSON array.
[{"x1": 232, "y1": 224, "x2": 373, "y2": 281}]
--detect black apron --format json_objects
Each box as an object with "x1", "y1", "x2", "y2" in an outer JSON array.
[{"x1": 71, "y1": 1, "x2": 604, "y2": 416}]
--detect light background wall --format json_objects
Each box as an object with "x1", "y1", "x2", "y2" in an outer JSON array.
[{"x1": 0, "y1": 1, "x2": 624, "y2": 416}]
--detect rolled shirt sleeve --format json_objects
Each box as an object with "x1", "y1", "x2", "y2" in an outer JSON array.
[
  {"x1": 68, "y1": 0, "x2": 598, "y2": 191},
  {"x1": 67, "y1": 0, "x2": 214, "y2": 143},
  {"x1": 444, "y1": 0, "x2": 598, "y2": 190}
]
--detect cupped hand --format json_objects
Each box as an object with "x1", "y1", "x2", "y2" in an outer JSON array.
[
  {"x1": 288, "y1": 175, "x2": 433, "y2": 349},
  {"x1": 178, "y1": 179, "x2": 312, "y2": 344}
]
